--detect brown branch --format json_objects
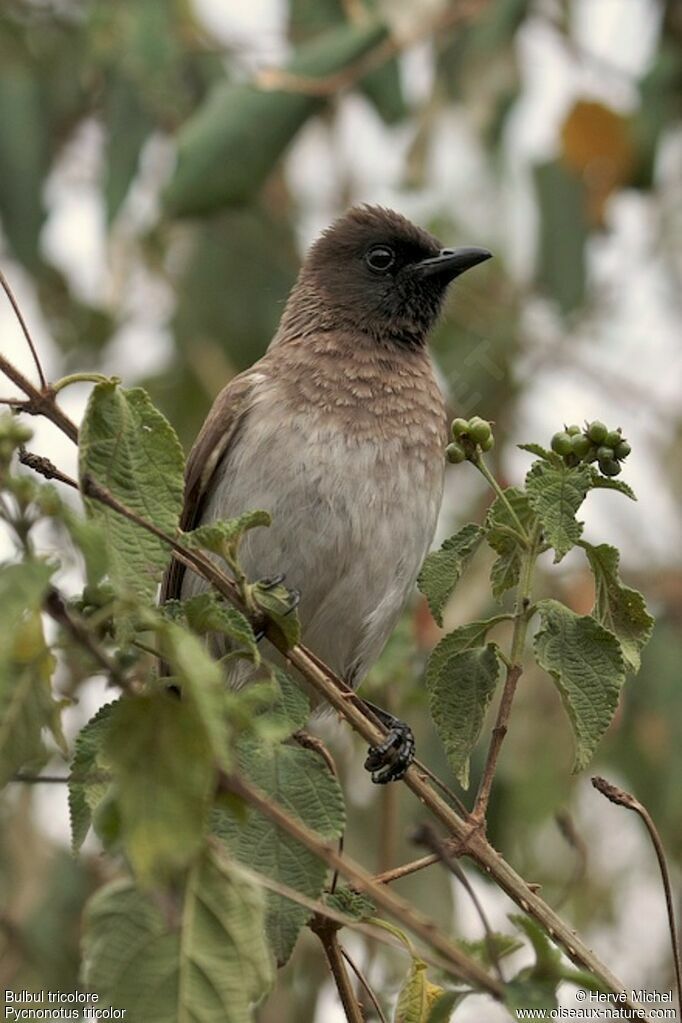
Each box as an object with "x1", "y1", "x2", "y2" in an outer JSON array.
[
  {"x1": 373, "y1": 852, "x2": 440, "y2": 886},
  {"x1": 223, "y1": 771, "x2": 503, "y2": 995},
  {"x1": 0, "y1": 351, "x2": 78, "y2": 444},
  {"x1": 472, "y1": 663, "x2": 523, "y2": 821},
  {"x1": 0, "y1": 268, "x2": 47, "y2": 390},
  {"x1": 18, "y1": 447, "x2": 79, "y2": 489},
  {"x1": 311, "y1": 916, "x2": 366, "y2": 1023},
  {"x1": 592, "y1": 776, "x2": 682, "y2": 1014}
]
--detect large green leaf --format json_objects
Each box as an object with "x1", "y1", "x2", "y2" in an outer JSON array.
[
  {"x1": 418, "y1": 524, "x2": 484, "y2": 626},
  {"x1": 533, "y1": 599, "x2": 626, "y2": 770},
  {"x1": 213, "y1": 739, "x2": 345, "y2": 965},
  {"x1": 425, "y1": 616, "x2": 509, "y2": 689},
  {"x1": 79, "y1": 382, "x2": 185, "y2": 597},
  {"x1": 428, "y1": 645, "x2": 501, "y2": 788},
  {"x1": 580, "y1": 542, "x2": 653, "y2": 673},
  {"x1": 164, "y1": 19, "x2": 388, "y2": 215},
  {"x1": 525, "y1": 461, "x2": 592, "y2": 562},
  {"x1": 183, "y1": 592, "x2": 260, "y2": 665},
  {"x1": 82, "y1": 845, "x2": 273, "y2": 1022},
  {"x1": 104, "y1": 694, "x2": 214, "y2": 884},
  {"x1": 0, "y1": 561, "x2": 64, "y2": 786},
  {"x1": 485, "y1": 487, "x2": 537, "y2": 598}
]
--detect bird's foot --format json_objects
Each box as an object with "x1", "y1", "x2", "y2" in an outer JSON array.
[{"x1": 363, "y1": 703, "x2": 415, "y2": 784}]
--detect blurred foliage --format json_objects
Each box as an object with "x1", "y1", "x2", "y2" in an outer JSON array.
[{"x1": 0, "y1": 0, "x2": 681, "y2": 1018}]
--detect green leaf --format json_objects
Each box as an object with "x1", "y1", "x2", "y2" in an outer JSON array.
[
  {"x1": 428, "y1": 645, "x2": 501, "y2": 788},
  {"x1": 183, "y1": 592, "x2": 260, "y2": 665},
  {"x1": 517, "y1": 442, "x2": 561, "y2": 464},
  {"x1": 82, "y1": 845, "x2": 274, "y2": 1022},
  {"x1": 252, "y1": 579, "x2": 301, "y2": 649},
  {"x1": 485, "y1": 487, "x2": 536, "y2": 598},
  {"x1": 69, "y1": 702, "x2": 116, "y2": 853},
  {"x1": 104, "y1": 694, "x2": 214, "y2": 884},
  {"x1": 183, "y1": 510, "x2": 271, "y2": 559},
  {"x1": 394, "y1": 958, "x2": 446, "y2": 1023},
  {"x1": 525, "y1": 461, "x2": 592, "y2": 562},
  {"x1": 0, "y1": 561, "x2": 64, "y2": 786},
  {"x1": 213, "y1": 739, "x2": 345, "y2": 965},
  {"x1": 261, "y1": 667, "x2": 310, "y2": 736},
  {"x1": 457, "y1": 931, "x2": 524, "y2": 967},
  {"x1": 158, "y1": 622, "x2": 232, "y2": 769},
  {"x1": 79, "y1": 382, "x2": 184, "y2": 598},
  {"x1": 426, "y1": 991, "x2": 465, "y2": 1023},
  {"x1": 426, "y1": 616, "x2": 510, "y2": 689},
  {"x1": 165, "y1": 20, "x2": 388, "y2": 216},
  {"x1": 534, "y1": 159, "x2": 588, "y2": 314},
  {"x1": 360, "y1": 57, "x2": 408, "y2": 124},
  {"x1": 505, "y1": 915, "x2": 562, "y2": 1017},
  {"x1": 588, "y1": 470, "x2": 637, "y2": 501},
  {"x1": 324, "y1": 886, "x2": 375, "y2": 921},
  {"x1": 580, "y1": 542, "x2": 653, "y2": 673},
  {"x1": 533, "y1": 599, "x2": 626, "y2": 770},
  {"x1": 418, "y1": 524, "x2": 484, "y2": 626},
  {"x1": 510, "y1": 914, "x2": 562, "y2": 972}
]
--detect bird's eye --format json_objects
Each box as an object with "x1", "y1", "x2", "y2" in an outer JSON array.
[{"x1": 365, "y1": 245, "x2": 395, "y2": 273}]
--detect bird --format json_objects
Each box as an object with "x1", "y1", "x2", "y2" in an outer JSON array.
[{"x1": 161, "y1": 205, "x2": 491, "y2": 783}]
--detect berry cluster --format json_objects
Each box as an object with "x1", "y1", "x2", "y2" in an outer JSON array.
[
  {"x1": 446, "y1": 416, "x2": 494, "y2": 464},
  {"x1": 551, "y1": 421, "x2": 631, "y2": 477}
]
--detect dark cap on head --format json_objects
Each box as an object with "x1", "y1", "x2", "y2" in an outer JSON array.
[{"x1": 282, "y1": 205, "x2": 491, "y2": 349}]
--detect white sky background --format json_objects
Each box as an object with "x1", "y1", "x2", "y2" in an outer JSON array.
[{"x1": 0, "y1": 0, "x2": 681, "y2": 1011}]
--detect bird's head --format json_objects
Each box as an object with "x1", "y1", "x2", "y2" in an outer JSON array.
[{"x1": 290, "y1": 205, "x2": 491, "y2": 348}]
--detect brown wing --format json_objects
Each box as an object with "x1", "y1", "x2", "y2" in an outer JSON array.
[{"x1": 160, "y1": 369, "x2": 261, "y2": 603}]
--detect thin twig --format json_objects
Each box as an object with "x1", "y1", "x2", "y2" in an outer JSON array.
[
  {"x1": 43, "y1": 587, "x2": 133, "y2": 692},
  {"x1": 554, "y1": 810, "x2": 588, "y2": 909},
  {"x1": 341, "y1": 947, "x2": 388, "y2": 1023},
  {"x1": 373, "y1": 853, "x2": 440, "y2": 886},
  {"x1": 0, "y1": 267, "x2": 47, "y2": 390},
  {"x1": 310, "y1": 917, "x2": 366, "y2": 1023},
  {"x1": 0, "y1": 351, "x2": 78, "y2": 443},
  {"x1": 412, "y1": 822, "x2": 504, "y2": 984},
  {"x1": 592, "y1": 776, "x2": 682, "y2": 1015},
  {"x1": 18, "y1": 448, "x2": 79, "y2": 489}
]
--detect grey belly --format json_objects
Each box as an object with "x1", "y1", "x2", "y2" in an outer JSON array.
[{"x1": 181, "y1": 417, "x2": 441, "y2": 687}]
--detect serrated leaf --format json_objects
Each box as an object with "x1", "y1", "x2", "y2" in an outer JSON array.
[
  {"x1": 525, "y1": 461, "x2": 592, "y2": 562},
  {"x1": 82, "y1": 845, "x2": 273, "y2": 1022},
  {"x1": 428, "y1": 645, "x2": 501, "y2": 788},
  {"x1": 69, "y1": 702, "x2": 117, "y2": 853},
  {"x1": 213, "y1": 739, "x2": 345, "y2": 965},
  {"x1": 533, "y1": 599, "x2": 626, "y2": 770},
  {"x1": 104, "y1": 694, "x2": 214, "y2": 884},
  {"x1": 418, "y1": 524, "x2": 484, "y2": 626},
  {"x1": 79, "y1": 382, "x2": 184, "y2": 598},
  {"x1": 517, "y1": 442, "x2": 561, "y2": 464},
  {"x1": 0, "y1": 561, "x2": 63, "y2": 786},
  {"x1": 394, "y1": 959, "x2": 445, "y2": 1023},
  {"x1": 485, "y1": 487, "x2": 536, "y2": 599},
  {"x1": 252, "y1": 580, "x2": 301, "y2": 649},
  {"x1": 262, "y1": 667, "x2": 310, "y2": 736},
  {"x1": 183, "y1": 592, "x2": 260, "y2": 665},
  {"x1": 588, "y1": 470, "x2": 637, "y2": 501},
  {"x1": 183, "y1": 510, "x2": 271, "y2": 559},
  {"x1": 580, "y1": 542, "x2": 653, "y2": 673},
  {"x1": 324, "y1": 886, "x2": 375, "y2": 921},
  {"x1": 157, "y1": 622, "x2": 231, "y2": 769},
  {"x1": 426, "y1": 616, "x2": 509, "y2": 689},
  {"x1": 165, "y1": 20, "x2": 388, "y2": 215}
]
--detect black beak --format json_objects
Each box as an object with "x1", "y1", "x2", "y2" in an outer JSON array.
[{"x1": 415, "y1": 246, "x2": 492, "y2": 282}]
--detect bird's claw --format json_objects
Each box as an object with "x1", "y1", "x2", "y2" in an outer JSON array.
[{"x1": 364, "y1": 719, "x2": 415, "y2": 784}]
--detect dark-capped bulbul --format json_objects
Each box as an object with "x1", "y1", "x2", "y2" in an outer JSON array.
[{"x1": 162, "y1": 205, "x2": 491, "y2": 783}]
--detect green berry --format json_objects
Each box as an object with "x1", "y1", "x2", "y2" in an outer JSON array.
[
  {"x1": 599, "y1": 458, "x2": 621, "y2": 477},
  {"x1": 468, "y1": 418, "x2": 493, "y2": 445},
  {"x1": 570, "y1": 433, "x2": 591, "y2": 458},
  {"x1": 587, "y1": 420, "x2": 608, "y2": 444},
  {"x1": 446, "y1": 441, "x2": 466, "y2": 464},
  {"x1": 615, "y1": 440, "x2": 631, "y2": 460},
  {"x1": 596, "y1": 446, "x2": 614, "y2": 462},
  {"x1": 551, "y1": 431, "x2": 573, "y2": 456},
  {"x1": 480, "y1": 433, "x2": 495, "y2": 452},
  {"x1": 451, "y1": 417, "x2": 469, "y2": 438},
  {"x1": 605, "y1": 429, "x2": 622, "y2": 448},
  {"x1": 584, "y1": 445, "x2": 599, "y2": 463},
  {"x1": 566, "y1": 424, "x2": 582, "y2": 436}
]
